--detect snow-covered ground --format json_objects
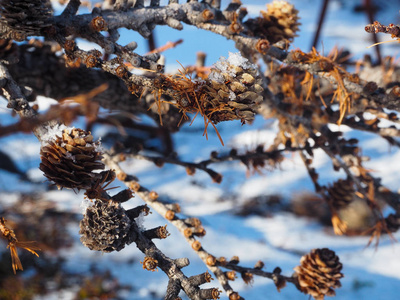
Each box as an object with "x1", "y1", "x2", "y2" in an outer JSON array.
[{"x1": 1, "y1": 0, "x2": 400, "y2": 299}]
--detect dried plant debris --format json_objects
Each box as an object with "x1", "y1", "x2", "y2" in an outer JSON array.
[{"x1": 79, "y1": 200, "x2": 135, "y2": 252}]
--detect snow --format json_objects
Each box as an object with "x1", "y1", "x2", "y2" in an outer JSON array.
[
  {"x1": 37, "y1": 123, "x2": 68, "y2": 146},
  {"x1": 209, "y1": 52, "x2": 258, "y2": 81}
]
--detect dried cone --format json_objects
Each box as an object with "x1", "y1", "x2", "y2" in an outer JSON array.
[
  {"x1": 39, "y1": 126, "x2": 106, "y2": 190},
  {"x1": 327, "y1": 179, "x2": 355, "y2": 210},
  {"x1": 0, "y1": 0, "x2": 52, "y2": 41},
  {"x1": 294, "y1": 248, "x2": 343, "y2": 300},
  {"x1": 205, "y1": 52, "x2": 264, "y2": 124},
  {"x1": 79, "y1": 200, "x2": 135, "y2": 252},
  {"x1": 245, "y1": 1, "x2": 300, "y2": 44}
]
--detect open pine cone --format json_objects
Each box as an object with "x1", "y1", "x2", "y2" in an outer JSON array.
[
  {"x1": 39, "y1": 126, "x2": 106, "y2": 190},
  {"x1": 293, "y1": 248, "x2": 343, "y2": 300},
  {"x1": 79, "y1": 200, "x2": 136, "y2": 252},
  {"x1": 205, "y1": 52, "x2": 264, "y2": 124},
  {"x1": 0, "y1": 0, "x2": 52, "y2": 41},
  {"x1": 245, "y1": 1, "x2": 300, "y2": 45},
  {"x1": 327, "y1": 179, "x2": 355, "y2": 210}
]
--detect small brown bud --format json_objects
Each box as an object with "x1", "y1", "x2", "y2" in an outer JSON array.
[
  {"x1": 229, "y1": 21, "x2": 242, "y2": 34},
  {"x1": 85, "y1": 55, "x2": 99, "y2": 68},
  {"x1": 254, "y1": 260, "x2": 264, "y2": 270},
  {"x1": 165, "y1": 210, "x2": 175, "y2": 220},
  {"x1": 64, "y1": 40, "x2": 76, "y2": 52},
  {"x1": 206, "y1": 255, "x2": 217, "y2": 266},
  {"x1": 142, "y1": 256, "x2": 158, "y2": 271},
  {"x1": 191, "y1": 240, "x2": 202, "y2": 251},
  {"x1": 193, "y1": 227, "x2": 206, "y2": 237},
  {"x1": 149, "y1": 191, "x2": 159, "y2": 201},
  {"x1": 202, "y1": 9, "x2": 214, "y2": 21},
  {"x1": 184, "y1": 227, "x2": 193, "y2": 238},
  {"x1": 32, "y1": 104, "x2": 39, "y2": 112},
  {"x1": 207, "y1": 170, "x2": 223, "y2": 183},
  {"x1": 129, "y1": 181, "x2": 140, "y2": 192},
  {"x1": 390, "y1": 85, "x2": 400, "y2": 98},
  {"x1": 273, "y1": 273, "x2": 286, "y2": 292},
  {"x1": 229, "y1": 256, "x2": 240, "y2": 265},
  {"x1": 154, "y1": 158, "x2": 165, "y2": 167},
  {"x1": 255, "y1": 39, "x2": 270, "y2": 54},
  {"x1": 115, "y1": 65, "x2": 128, "y2": 79},
  {"x1": 241, "y1": 272, "x2": 254, "y2": 285},
  {"x1": 186, "y1": 166, "x2": 196, "y2": 176},
  {"x1": 229, "y1": 292, "x2": 240, "y2": 300},
  {"x1": 204, "y1": 271, "x2": 213, "y2": 283},
  {"x1": 225, "y1": 271, "x2": 237, "y2": 281},
  {"x1": 90, "y1": 16, "x2": 108, "y2": 32},
  {"x1": 210, "y1": 151, "x2": 218, "y2": 159},
  {"x1": 117, "y1": 171, "x2": 127, "y2": 181},
  {"x1": 217, "y1": 257, "x2": 227, "y2": 266}
]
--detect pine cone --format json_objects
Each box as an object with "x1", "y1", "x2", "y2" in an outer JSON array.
[
  {"x1": 327, "y1": 179, "x2": 355, "y2": 210},
  {"x1": 0, "y1": 0, "x2": 52, "y2": 41},
  {"x1": 245, "y1": 1, "x2": 300, "y2": 44},
  {"x1": 293, "y1": 248, "x2": 343, "y2": 300},
  {"x1": 79, "y1": 200, "x2": 135, "y2": 252},
  {"x1": 205, "y1": 52, "x2": 264, "y2": 124},
  {"x1": 39, "y1": 126, "x2": 106, "y2": 190}
]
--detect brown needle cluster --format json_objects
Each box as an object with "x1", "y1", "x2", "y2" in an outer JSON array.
[{"x1": 0, "y1": 217, "x2": 40, "y2": 274}]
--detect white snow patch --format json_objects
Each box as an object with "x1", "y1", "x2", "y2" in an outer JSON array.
[
  {"x1": 208, "y1": 69, "x2": 225, "y2": 83},
  {"x1": 211, "y1": 52, "x2": 258, "y2": 79},
  {"x1": 34, "y1": 96, "x2": 59, "y2": 112},
  {"x1": 38, "y1": 123, "x2": 69, "y2": 146}
]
